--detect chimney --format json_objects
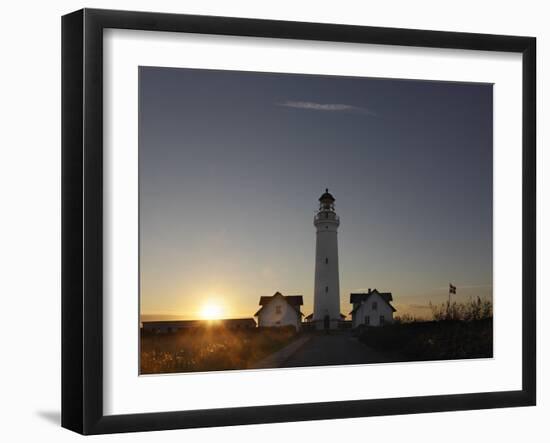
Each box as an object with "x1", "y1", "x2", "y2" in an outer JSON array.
[{"x1": 368, "y1": 288, "x2": 371, "y2": 293}]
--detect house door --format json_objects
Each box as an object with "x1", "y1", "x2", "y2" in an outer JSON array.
[{"x1": 323, "y1": 315, "x2": 330, "y2": 330}]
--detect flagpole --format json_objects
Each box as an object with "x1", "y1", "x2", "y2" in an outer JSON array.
[
  {"x1": 448, "y1": 284, "x2": 456, "y2": 318},
  {"x1": 447, "y1": 284, "x2": 451, "y2": 318}
]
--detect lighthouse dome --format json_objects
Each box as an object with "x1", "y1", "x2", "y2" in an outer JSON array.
[{"x1": 319, "y1": 189, "x2": 335, "y2": 202}]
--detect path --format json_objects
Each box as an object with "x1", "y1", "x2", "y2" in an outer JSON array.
[
  {"x1": 249, "y1": 334, "x2": 312, "y2": 369},
  {"x1": 281, "y1": 331, "x2": 396, "y2": 368}
]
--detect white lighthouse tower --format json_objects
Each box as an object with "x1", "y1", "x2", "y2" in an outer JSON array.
[{"x1": 313, "y1": 189, "x2": 341, "y2": 330}]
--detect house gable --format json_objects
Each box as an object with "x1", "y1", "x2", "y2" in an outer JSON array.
[
  {"x1": 349, "y1": 288, "x2": 396, "y2": 327},
  {"x1": 255, "y1": 292, "x2": 304, "y2": 329},
  {"x1": 349, "y1": 289, "x2": 396, "y2": 313},
  {"x1": 361, "y1": 291, "x2": 396, "y2": 314}
]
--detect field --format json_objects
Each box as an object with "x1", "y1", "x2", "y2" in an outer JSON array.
[{"x1": 140, "y1": 326, "x2": 298, "y2": 374}]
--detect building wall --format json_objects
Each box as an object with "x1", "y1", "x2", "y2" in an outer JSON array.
[
  {"x1": 258, "y1": 296, "x2": 301, "y2": 330},
  {"x1": 312, "y1": 215, "x2": 341, "y2": 328},
  {"x1": 353, "y1": 293, "x2": 394, "y2": 327},
  {"x1": 142, "y1": 320, "x2": 256, "y2": 333},
  {"x1": 142, "y1": 323, "x2": 185, "y2": 333}
]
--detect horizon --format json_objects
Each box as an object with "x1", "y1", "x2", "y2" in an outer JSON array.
[{"x1": 139, "y1": 67, "x2": 493, "y2": 323}]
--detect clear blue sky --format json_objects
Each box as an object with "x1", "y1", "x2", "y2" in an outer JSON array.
[{"x1": 139, "y1": 66, "x2": 493, "y2": 320}]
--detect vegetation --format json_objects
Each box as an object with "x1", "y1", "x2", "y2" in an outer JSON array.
[
  {"x1": 394, "y1": 313, "x2": 421, "y2": 324},
  {"x1": 429, "y1": 297, "x2": 493, "y2": 322},
  {"x1": 140, "y1": 326, "x2": 298, "y2": 374},
  {"x1": 359, "y1": 298, "x2": 493, "y2": 361}
]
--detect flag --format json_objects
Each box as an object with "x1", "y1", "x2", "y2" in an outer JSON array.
[{"x1": 449, "y1": 284, "x2": 456, "y2": 294}]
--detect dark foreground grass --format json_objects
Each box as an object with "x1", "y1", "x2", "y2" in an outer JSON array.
[
  {"x1": 140, "y1": 326, "x2": 298, "y2": 374},
  {"x1": 358, "y1": 318, "x2": 493, "y2": 361}
]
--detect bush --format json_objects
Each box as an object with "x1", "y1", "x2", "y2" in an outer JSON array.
[
  {"x1": 430, "y1": 297, "x2": 493, "y2": 322},
  {"x1": 394, "y1": 313, "x2": 419, "y2": 324},
  {"x1": 358, "y1": 318, "x2": 493, "y2": 361}
]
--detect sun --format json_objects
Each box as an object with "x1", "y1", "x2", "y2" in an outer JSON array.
[{"x1": 200, "y1": 303, "x2": 223, "y2": 320}]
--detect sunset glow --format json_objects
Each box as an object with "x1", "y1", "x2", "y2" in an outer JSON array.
[{"x1": 200, "y1": 303, "x2": 223, "y2": 320}]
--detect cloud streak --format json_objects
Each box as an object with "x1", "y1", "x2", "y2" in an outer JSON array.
[{"x1": 279, "y1": 100, "x2": 375, "y2": 115}]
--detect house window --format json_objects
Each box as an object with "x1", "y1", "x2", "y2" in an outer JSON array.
[
  {"x1": 372, "y1": 302, "x2": 378, "y2": 311},
  {"x1": 325, "y1": 286, "x2": 329, "y2": 293},
  {"x1": 275, "y1": 305, "x2": 282, "y2": 314},
  {"x1": 325, "y1": 257, "x2": 328, "y2": 264},
  {"x1": 380, "y1": 315, "x2": 385, "y2": 325},
  {"x1": 365, "y1": 316, "x2": 370, "y2": 325}
]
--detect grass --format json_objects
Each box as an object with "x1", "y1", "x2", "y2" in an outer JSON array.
[
  {"x1": 358, "y1": 298, "x2": 493, "y2": 361},
  {"x1": 140, "y1": 326, "x2": 298, "y2": 374}
]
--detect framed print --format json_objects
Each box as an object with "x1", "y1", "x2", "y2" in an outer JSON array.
[{"x1": 61, "y1": 8, "x2": 536, "y2": 435}]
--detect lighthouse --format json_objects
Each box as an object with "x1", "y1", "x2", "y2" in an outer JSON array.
[{"x1": 312, "y1": 189, "x2": 341, "y2": 330}]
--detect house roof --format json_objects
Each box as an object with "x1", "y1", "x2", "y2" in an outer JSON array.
[
  {"x1": 349, "y1": 289, "x2": 396, "y2": 314},
  {"x1": 255, "y1": 292, "x2": 304, "y2": 317},
  {"x1": 350, "y1": 289, "x2": 393, "y2": 304},
  {"x1": 258, "y1": 292, "x2": 303, "y2": 306}
]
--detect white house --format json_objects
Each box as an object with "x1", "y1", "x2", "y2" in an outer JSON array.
[
  {"x1": 255, "y1": 292, "x2": 304, "y2": 331},
  {"x1": 349, "y1": 289, "x2": 396, "y2": 328}
]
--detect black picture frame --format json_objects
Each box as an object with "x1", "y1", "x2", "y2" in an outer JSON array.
[{"x1": 62, "y1": 8, "x2": 536, "y2": 435}]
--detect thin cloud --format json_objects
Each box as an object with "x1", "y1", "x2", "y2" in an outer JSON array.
[{"x1": 279, "y1": 100, "x2": 375, "y2": 115}]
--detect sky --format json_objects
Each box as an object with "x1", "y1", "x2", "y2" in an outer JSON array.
[{"x1": 139, "y1": 66, "x2": 493, "y2": 321}]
